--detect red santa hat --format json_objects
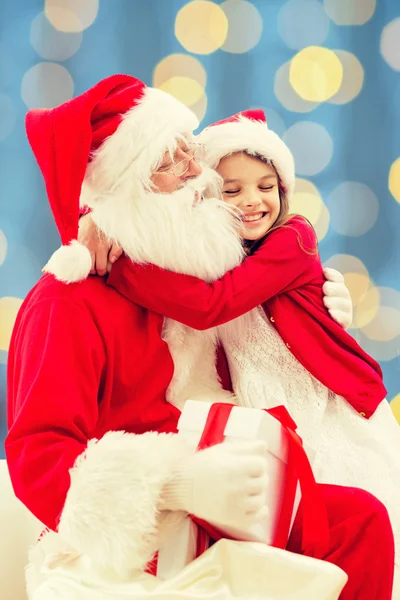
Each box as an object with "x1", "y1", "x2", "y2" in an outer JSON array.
[
  {"x1": 26, "y1": 73, "x2": 199, "y2": 283},
  {"x1": 198, "y1": 109, "x2": 295, "y2": 198}
]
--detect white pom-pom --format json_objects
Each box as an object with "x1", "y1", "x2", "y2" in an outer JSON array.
[{"x1": 43, "y1": 240, "x2": 92, "y2": 284}]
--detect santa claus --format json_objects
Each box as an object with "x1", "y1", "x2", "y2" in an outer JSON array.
[{"x1": 5, "y1": 75, "x2": 394, "y2": 599}]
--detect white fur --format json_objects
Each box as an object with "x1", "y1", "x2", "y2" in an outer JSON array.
[
  {"x1": 88, "y1": 167, "x2": 244, "y2": 410},
  {"x1": 91, "y1": 167, "x2": 244, "y2": 281},
  {"x1": 57, "y1": 431, "x2": 188, "y2": 579},
  {"x1": 81, "y1": 87, "x2": 199, "y2": 206},
  {"x1": 43, "y1": 240, "x2": 92, "y2": 283},
  {"x1": 198, "y1": 116, "x2": 295, "y2": 198}
]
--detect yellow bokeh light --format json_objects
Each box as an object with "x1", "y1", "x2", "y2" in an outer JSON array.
[
  {"x1": 362, "y1": 306, "x2": 400, "y2": 342},
  {"x1": 329, "y1": 50, "x2": 364, "y2": 105},
  {"x1": 275, "y1": 62, "x2": 320, "y2": 113},
  {"x1": 343, "y1": 272, "x2": 371, "y2": 307},
  {"x1": 0, "y1": 297, "x2": 24, "y2": 351},
  {"x1": 389, "y1": 157, "x2": 400, "y2": 203},
  {"x1": 291, "y1": 178, "x2": 323, "y2": 223},
  {"x1": 45, "y1": 0, "x2": 99, "y2": 33},
  {"x1": 314, "y1": 202, "x2": 330, "y2": 242},
  {"x1": 324, "y1": 0, "x2": 376, "y2": 26},
  {"x1": 354, "y1": 285, "x2": 380, "y2": 328},
  {"x1": 191, "y1": 93, "x2": 208, "y2": 123},
  {"x1": 390, "y1": 394, "x2": 400, "y2": 425},
  {"x1": 159, "y1": 76, "x2": 205, "y2": 108},
  {"x1": 289, "y1": 46, "x2": 343, "y2": 102},
  {"x1": 153, "y1": 54, "x2": 207, "y2": 89},
  {"x1": 290, "y1": 179, "x2": 329, "y2": 241},
  {"x1": 175, "y1": 1, "x2": 228, "y2": 55}
]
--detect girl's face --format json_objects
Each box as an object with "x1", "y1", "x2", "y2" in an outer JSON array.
[{"x1": 217, "y1": 152, "x2": 281, "y2": 241}]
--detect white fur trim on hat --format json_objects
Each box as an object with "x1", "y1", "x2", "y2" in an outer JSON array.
[
  {"x1": 81, "y1": 87, "x2": 199, "y2": 205},
  {"x1": 198, "y1": 116, "x2": 295, "y2": 198},
  {"x1": 42, "y1": 240, "x2": 92, "y2": 284}
]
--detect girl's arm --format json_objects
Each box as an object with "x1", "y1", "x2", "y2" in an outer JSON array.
[{"x1": 107, "y1": 217, "x2": 320, "y2": 330}]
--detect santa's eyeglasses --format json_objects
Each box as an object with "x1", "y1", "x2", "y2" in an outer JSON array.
[{"x1": 158, "y1": 143, "x2": 205, "y2": 177}]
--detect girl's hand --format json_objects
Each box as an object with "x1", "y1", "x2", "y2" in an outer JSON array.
[
  {"x1": 322, "y1": 268, "x2": 353, "y2": 329},
  {"x1": 78, "y1": 214, "x2": 122, "y2": 275}
]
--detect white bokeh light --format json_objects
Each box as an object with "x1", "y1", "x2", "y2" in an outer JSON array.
[
  {"x1": 380, "y1": 18, "x2": 400, "y2": 72},
  {"x1": 221, "y1": 0, "x2": 263, "y2": 54},
  {"x1": 21, "y1": 63, "x2": 74, "y2": 109},
  {"x1": 30, "y1": 11, "x2": 82, "y2": 61},
  {"x1": 283, "y1": 121, "x2": 333, "y2": 176},
  {"x1": 329, "y1": 182, "x2": 379, "y2": 237},
  {"x1": 278, "y1": 0, "x2": 330, "y2": 50}
]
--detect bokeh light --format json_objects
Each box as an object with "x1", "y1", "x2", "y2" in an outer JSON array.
[
  {"x1": 0, "y1": 297, "x2": 24, "y2": 352},
  {"x1": 290, "y1": 178, "x2": 330, "y2": 241},
  {"x1": 323, "y1": 0, "x2": 376, "y2": 26},
  {"x1": 354, "y1": 287, "x2": 400, "y2": 362},
  {"x1": 289, "y1": 46, "x2": 343, "y2": 103},
  {"x1": 30, "y1": 11, "x2": 82, "y2": 61},
  {"x1": 329, "y1": 50, "x2": 364, "y2": 105},
  {"x1": 390, "y1": 394, "x2": 400, "y2": 424},
  {"x1": 175, "y1": 1, "x2": 228, "y2": 55},
  {"x1": 220, "y1": 0, "x2": 263, "y2": 54},
  {"x1": 323, "y1": 254, "x2": 373, "y2": 325},
  {"x1": 278, "y1": 0, "x2": 330, "y2": 51},
  {"x1": 274, "y1": 62, "x2": 319, "y2": 113},
  {"x1": 159, "y1": 77, "x2": 204, "y2": 107},
  {"x1": 0, "y1": 94, "x2": 17, "y2": 142},
  {"x1": 153, "y1": 54, "x2": 207, "y2": 89},
  {"x1": 381, "y1": 18, "x2": 400, "y2": 72},
  {"x1": 44, "y1": 0, "x2": 99, "y2": 33},
  {"x1": 389, "y1": 157, "x2": 400, "y2": 203},
  {"x1": 0, "y1": 230, "x2": 7, "y2": 266},
  {"x1": 21, "y1": 62, "x2": 74, "y2": 108},
  {"x1": 283, "y1": 121, "x2": 333, "y2": 176},
  {"x1": 329, "y1": 182, "x2": 379, "y2": 237}
]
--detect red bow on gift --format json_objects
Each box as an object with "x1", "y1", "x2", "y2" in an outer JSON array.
[{"x1": 190, "y1": 402, "x2": 330, "y2": 559}]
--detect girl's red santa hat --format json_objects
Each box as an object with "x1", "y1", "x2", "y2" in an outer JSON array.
[
  {"x1": 198, "y1": 109, "x2": 295, "y2": 199},
  {"x1": 26, "y1": 74, "x2": 198, "y2": 283}
]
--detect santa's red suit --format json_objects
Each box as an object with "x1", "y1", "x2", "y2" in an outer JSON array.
[{"x1": 6, "y1": 75, "x2": 394, "y2": 599}]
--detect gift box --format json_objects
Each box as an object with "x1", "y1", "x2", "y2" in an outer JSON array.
[
  {"x1": 177, "y1": 401, "x2": 329, "y2": 556},
  {"x1": 156, "y1": 517, "x2": 210, "y2": 580}
]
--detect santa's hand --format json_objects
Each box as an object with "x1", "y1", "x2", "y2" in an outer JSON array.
[
  {"x1": 322, "y1": 267, "x2": 353, "y2": 330},
  {"x1": 160, "y1": 441, "x2": 269, "y2": 529},
  {"x1": 78, "y1": 213, "x2": 122, "y2": 275}
]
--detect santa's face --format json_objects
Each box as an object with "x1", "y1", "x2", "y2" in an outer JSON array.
[{"x1": 150, "y1": 140, "x2": 203, "y2": 193}]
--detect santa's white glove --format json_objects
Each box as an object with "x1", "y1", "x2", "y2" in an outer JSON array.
[
  {"x1": 322, "y1": 267, "x2": 353, "y2": 329},
  {"x1": 160, "y1": 441, "x2": 269, "y2": 530}
]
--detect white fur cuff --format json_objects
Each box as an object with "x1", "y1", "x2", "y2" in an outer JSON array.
[{"x1": 57, "y1": 431, "x2": 188, "y2": 578}]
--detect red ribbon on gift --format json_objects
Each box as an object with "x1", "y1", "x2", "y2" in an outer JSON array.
[{"x1": 190, "y1": 402, "x2": 330, "y2": 559}]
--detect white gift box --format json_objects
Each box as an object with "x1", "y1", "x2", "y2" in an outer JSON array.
[
  {"x1": 156, "y1": 517, "x2": 202, "y2": 580},
  {"x1": 177, "y1": 400, "x2": 297, "y2": 545}
]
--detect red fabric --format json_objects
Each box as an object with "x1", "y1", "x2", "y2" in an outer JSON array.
[
  {"x1": 25, "y1": 75, "x2": 145, "y2": 245},
  {"x1": 288, "y1": 484, "x2": 395, "y2": 600},
  {"x1": 107, "y1": 217, "x2": 387, "y2": 418},
  {"x1": 5, "y1": 274, "x2": 179, "y2": 530},
  {"x1": 190, "y1": 403, "x2": 329, "y2": 557},
  {"x1": 209, "y1": 109, "x2": 266, "y2": 127}
]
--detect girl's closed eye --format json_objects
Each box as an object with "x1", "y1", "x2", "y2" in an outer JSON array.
[
  {"x1": 223, "y1": 189, "x2": 241, "y2": 195},
  {"x1": 259, "y1": 185, "x2": 274, "y2": 192}
]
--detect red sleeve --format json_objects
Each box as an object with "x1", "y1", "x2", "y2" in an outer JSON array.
[
  {"x1": 107, "y1": 218, "x2": 320, "y2": 330},
  {"x1": 6, "y1": 298, "x2": 105, "y2": 530}
]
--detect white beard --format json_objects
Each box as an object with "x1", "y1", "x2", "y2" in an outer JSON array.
[
  {"x1": 91, "y1": 167, "x2": 244, "y2": 282},
  {"x1": 92, "y1": 167, "x2": 244, "y2": 410}
]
